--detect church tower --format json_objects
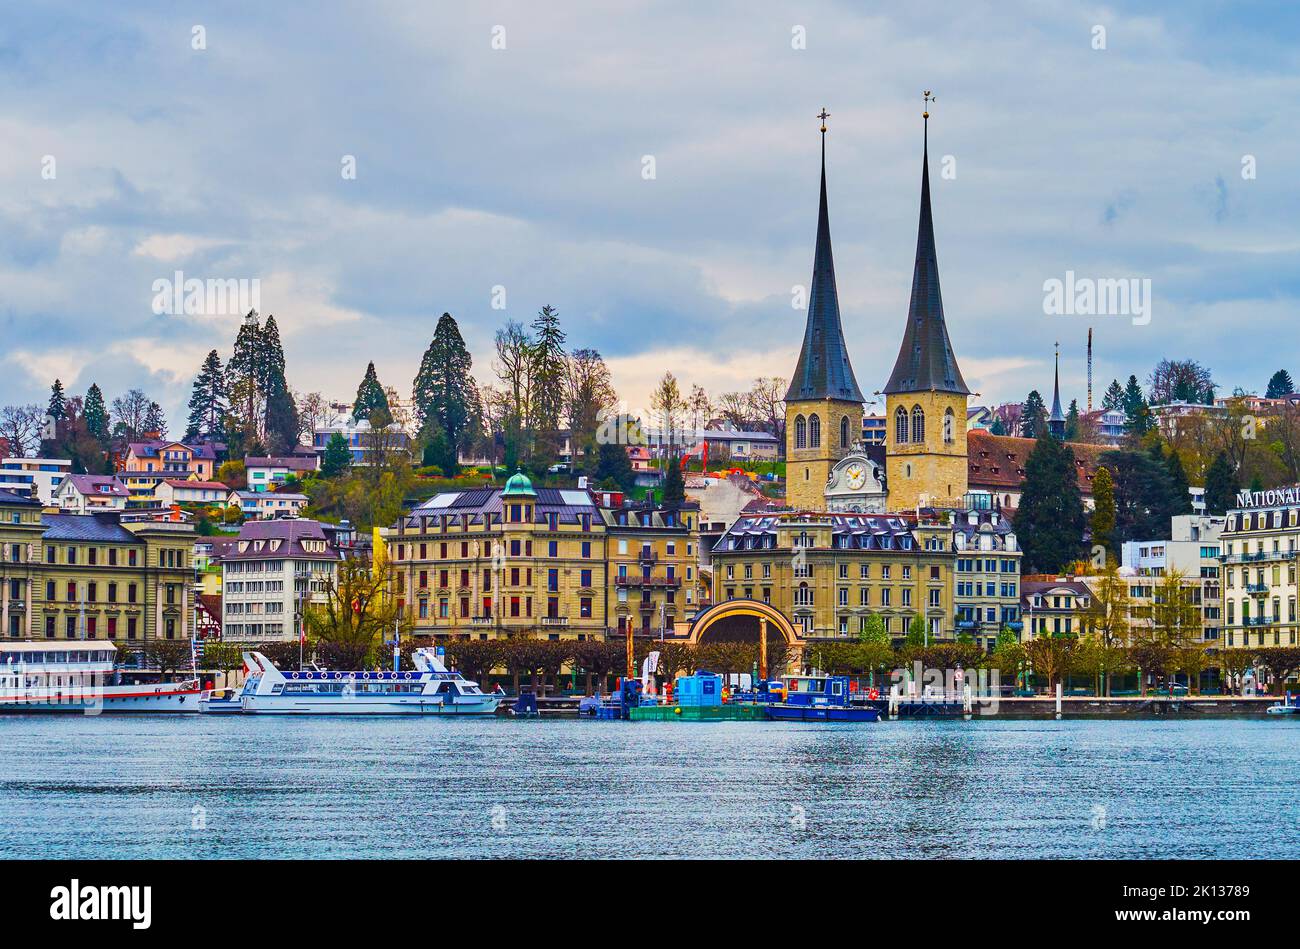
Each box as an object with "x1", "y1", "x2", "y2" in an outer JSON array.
[
  {"x1": 883, "y1": 95, "x2": 970, "y2": 510},
  {"x1": 784, "y1": 109, "x2": 865, "y2": 511},
  {"x1": 1048, "y1": 343, "x2": 1067, "y2": 439}
]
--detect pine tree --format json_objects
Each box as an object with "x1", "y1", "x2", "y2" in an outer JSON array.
[
  {"x1": 260, "y1": 316, "x2": 298, "y2": 453},
  {"x1": 1101, "y1": 448, "x2": 1178, "y2": 544},
  {"x1": 1165, "y1": 448, "x2": 1193, "y2": 516},
  {"x1": 83, "y1": 384, "x2": 109, "y2": 443},
  {"x1": 989, "y1": 417, "x2": 1007, "y2": 436},
  {"x1": 143, "y1": 401, "x2": 168, "y2": 437},
  {"x1": 529, "y1": 305, "x2": 567, "y2": 465},
  {"x1": 413, "y1": 313, "x2": 476, "y2": 475},
  {"x1": 662, "y1": 458, "x2": 686, "y2": 505},
  {"x1": 1203, "y1": 451, "x2": 1239, "y2": 515},
  {"x1": 1013, "y1": 434, "x2": 1086, "y2": 573},
  {"x1": 321, "y1": 432, "x2": 352, "y2": 478},
  {"x1": 1090, "y1": 465, "x2": 1116, "y2": 562},
  {"x1": 352, "y1": 362, "x2": 391, "y2": 424},
  {"x1": 1065, "y1": 399, "x2": 1081, "y2": 440},
  {"x1": 1102, "y1": 379, "x2": 1124, "y2": 412},
  {"x1": 227, "y1": 310, "x2": 265, "y2": 447},
  {"x1": 1122, "y1": 375, "x2": 1151, "y2": 437},
  {"x1": 47, "y1": 379, "x2": 67, "y2": 422},
  {"x1": 1020, "y1": 390, "x2": 1047, "y2": 439},
  {"x1": 1266, "y1": 369, "x2": 1295, "y2": 399},
  {"x1": 595, "y1": 442, "x2": 635, "y2": 493},
  {"x1": 185, "y1": 350, "x2": 228, "y2": 441}
]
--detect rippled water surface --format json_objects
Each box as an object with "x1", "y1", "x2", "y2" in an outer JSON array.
[{"x1": 1, "y1": 715, "x2": 1296, "y2": 859}]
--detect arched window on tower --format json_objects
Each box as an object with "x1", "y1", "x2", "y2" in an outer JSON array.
[
  {"x1": 794, "y1": 415, "x2": 806, "y2": 449},
  {"x1": 840, "y1": 415, "x2": 850, "y2": 448},
  {"x1": 809, "y1": 414, "x2": 821, "y2": 448},
  {"x1": 911, "y1": 405, "x2": 925, "y2": 443},
  {"x1": 944, "y1": 407, "x2": 955, "y2": 444},
  {"x1": 895, "y1": 406, "x2": 909, "y2": 444}
]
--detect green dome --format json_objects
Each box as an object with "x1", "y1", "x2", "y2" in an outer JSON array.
[{"x1": 502, "y1": 469, "x2": 536, "y2": 498}]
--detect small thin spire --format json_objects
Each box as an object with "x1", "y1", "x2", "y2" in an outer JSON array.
[{"x1": 1049, "y1": 341, "x2": 1067, "y2": 436}]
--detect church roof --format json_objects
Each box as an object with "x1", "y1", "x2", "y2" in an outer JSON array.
[
  {"x1": 785, "y1": 128, "x2": 865, "y2": 405},
  {"x1": 882, "y1": 116, "x2": 970, "y2": 396}
]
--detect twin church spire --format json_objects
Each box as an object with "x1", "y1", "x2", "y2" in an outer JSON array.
[{"x1": 787, "y1": 96, "x2": 968, "y2": 407}]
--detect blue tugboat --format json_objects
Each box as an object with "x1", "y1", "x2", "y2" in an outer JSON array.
[{"x1": 764, "y1": 673, "x2": 882, "y2": 722}]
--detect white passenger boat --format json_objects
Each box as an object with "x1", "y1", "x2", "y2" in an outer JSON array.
[
  {"x1": 237, "y1": 648, "x2": 501, "y2": 715},
  {"x1": 0, "y1": 640, "x2": 202, "y2": 713}
]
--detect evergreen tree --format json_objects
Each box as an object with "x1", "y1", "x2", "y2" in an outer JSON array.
[
  {"x1": 529, "y1": 305, "x2": 568, "y2": 465},
  {"x1": 1102, "y1": 379, "x2": 1124, "y2": 411},
  {"x1": 594, "y1": 441, "x2": 635, "y2": 493},
  {"x1": 352, "y1": 361, "x2": 391, "y2": 424},
  {"x1": 1090, "y1": 465, "x2": 1116, "y2": 562},
  {"x1": 906, "y1": 614, "x2": 928, "y2": 647},
  {"x1": 1013, "y1": 434, "x2": 1086, "y2": 573},
  {"x1": 185, "y1": 349, "x2": 228, "y2": 441},
  {"x1": 989, "y1": 417, "x2": 1007, "y2": 436},
  {"x1": 662, "y1": 458, "x2": 686, "y2": 505},
  {"x1": 1065, "y1": 399, "x2": 1081, "y2": 441},
  {"x1": 227, "y1": 310, "x2": 265, "y2": 447},
  {"x1": 83, "y1": 384, "x2": 109, "y2": 443},
  {"x1": 1121, "y1": 375, "x2": 1151, "y2": 437},
  {"x1": 1249, "y1": 473, "x2": 1264, "y2": 493},
  {"x1": 1100, "y1": 448, "x2": 1178, "y2": 543},
  {"x1": 1164, "y1": 448, "x2": 1193, "y2": 516},
  {"x1": 143, "y1": 401, "x2": 168, "y2": 437},
  {"x1": 1203, "y1": 451, "x2": 1239, "y2": 515},
  {"x1": 1266, "y1": 369, "x2": 1295, "y2": 399},
  {"x1": 412, "y1": 313, "x2": 477, "y2": 475},
  {"x1": 1020, "y1": 390, "x2": 1047, "y2": 439},
  {"x1": 47, "y1": 379, "x2": 66, "y2": 422},
  {"x1": 320, "y1": 432, "x2": 352, "y2": 478}
]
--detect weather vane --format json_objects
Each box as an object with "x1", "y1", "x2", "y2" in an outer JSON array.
[
  {"x1": 818, "y1": 107, "x2": 830, "y2": 133},
  {"x1": 923, "y1": 90, "x2": 934, "y2": 119}
]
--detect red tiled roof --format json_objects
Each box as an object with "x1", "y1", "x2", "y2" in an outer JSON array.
[{"x1": 966, "y1": 430, "x2": 1106, "y2": 497}]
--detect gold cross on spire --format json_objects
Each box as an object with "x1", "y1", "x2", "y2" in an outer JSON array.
[
  {"x1": 818, "y1": 108, "x2": 830, "y2": 133},
  {"x1": 923, "y1": 90, "x2": 934, "y2": 119}
]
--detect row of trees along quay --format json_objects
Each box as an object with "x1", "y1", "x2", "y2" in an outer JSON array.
[{"x1": 184, "y1": 559, "x2": 1300, "y2": 697}]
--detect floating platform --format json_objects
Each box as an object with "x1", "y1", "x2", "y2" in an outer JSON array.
[{"x1": 628, "y1": 703, "x2": 767, "y2": 722}]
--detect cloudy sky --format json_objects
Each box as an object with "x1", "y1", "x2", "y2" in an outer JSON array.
[{"x1": 2, "y1": 1, "x2": 1298, "y2": 430}]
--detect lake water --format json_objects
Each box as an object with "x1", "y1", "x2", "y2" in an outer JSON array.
[{"x1": 0, "y1": 715, "x2": 1295, "y2": 859}]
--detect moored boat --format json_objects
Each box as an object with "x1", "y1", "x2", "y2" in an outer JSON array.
[
  {"x1": 0, "y1": 640, "x2": 201, "y2": 713},
  {"x1": 764, "y1": 672, "x2": 881, "y2": 722},
  {"x1": 1266, "y1": 692, "x2": 1300, "y2": 715},
  {"x1": 237, "y1": 648, "x2": 501, "y2": 715}
]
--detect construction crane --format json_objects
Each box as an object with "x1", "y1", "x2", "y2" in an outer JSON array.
[{"x1": 1087, "y1": 328, "x2": 1093, "y2": 413}]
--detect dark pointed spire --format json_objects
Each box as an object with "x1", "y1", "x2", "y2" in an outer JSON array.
[
  {"x1": 882, "y1": 94, "x2": 970, "y2": 396},
  {"x1": 785, "y1": 109, "x2": 865, "y2": 404},
  {"x1": 1049, "y1": 343, "x2": 1066, "y2": 438}
]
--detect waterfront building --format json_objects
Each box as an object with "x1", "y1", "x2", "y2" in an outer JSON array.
[
  {"x1": 1019, "y1": 578, "x2": 1092, "y2": 640},
  {"x1": 53, "y1": 474, "x2": 129, "y2": 514},
  {"x1": 0, "y1": 488, "x2": 195, "y2": 642},
  {"x1": 709, "y1": 510, "x2": 955, "y2": 642},
  {"x1": 951, "y1": 508, "x2": 1022, "y2": 647},
  {"x1": 1120, "y1": 514, "x2": 1224, "y2": 647},
  {"x1": 783, "y1": 118, "x2": 865, "y2": 512},
  {"x1": 384, "y1": 472, "x2": 697, "y2": 641},
  {"x1": 0, "y1": 457, "x2": 71, "y2": 503},
  {"x1": 602, "y1": 500, "x2": 699, "y2": 637},
  {"x1": 220, "y1": 519, "x2": 339, "y2": 642},
  {"x1": 1220, "y1": 491, "x2": 1300, "y2": 648}
]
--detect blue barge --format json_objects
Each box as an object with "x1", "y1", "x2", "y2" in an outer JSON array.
[{"x1": 765, "y1": 673, "x2": 881, "y2": 722}]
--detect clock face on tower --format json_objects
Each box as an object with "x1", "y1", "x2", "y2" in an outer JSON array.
[{"x1": 845, "y1": 463, "x2": 866, "y2": 491}]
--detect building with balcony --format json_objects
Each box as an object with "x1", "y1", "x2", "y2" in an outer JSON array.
[
  {"x1": 0, "y1": 488, "x2": 195, "y2": 642},
  {"x1": 1020, "y1": 579, "x2": 1092, "y2": 640},
  {"x1": 951, "y1": 508, "x2": 1022, "y2": 649},
  {"x1": 227, "y1": 489, "x2": 308, "y2": 520},
  {"x1": 1220, "y1": 493, "x2": 1300, "y2": 648},
  {"x1": 708, "y1": 510, "x2": 955, "y2": 643},
  {"x1": 53, "y1": 474, "x2": 130, "y2": 514},
  {"x1": 1120, "y1": 514, "x2": 1224, "y2": 646},
  {"x1": 0, "y1": 457, "x2": 72, "y2": 503},
  {"x1": 220, "y1": 518, "x2": 339, "y2": 642},
  {"x1": 244, "y1": 455, "x2": 319, "y2": 492},
  {"x1": 602, "y1": 500, "x2": 699, "y2": 637}
]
